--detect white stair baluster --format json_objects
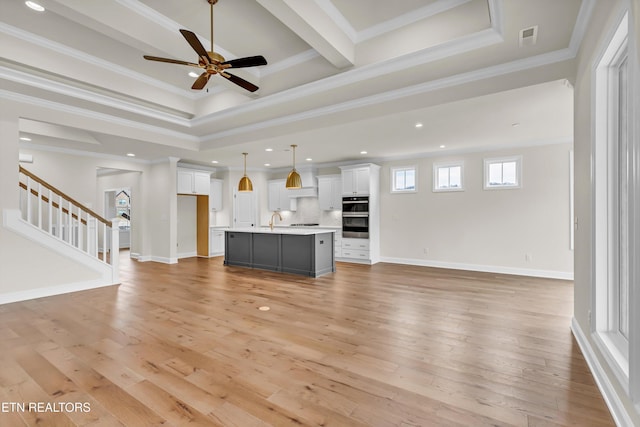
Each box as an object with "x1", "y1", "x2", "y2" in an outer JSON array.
[
  {"x1": 37, "y1": 183, "x2": 42, "y2": 229},
  {"x1": 48, "y1": 188, "x2": 53, "y2": 234},
  {"x1": 77, "y1": 206, "x2": 83, "y2": 251},
  {"x1": 67, "y1": 200, "x2": 73, "y2": 244},
  {"x1": 26, "y1": 177, "x2": 32, "y2": 224},
  {"x1": 57, "y1": 195, "x2": 63, "y2": 239}
]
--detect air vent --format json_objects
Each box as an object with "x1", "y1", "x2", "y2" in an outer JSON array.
[{"x1": 519, "y1": 25, "x2": 538, "y2": 47}]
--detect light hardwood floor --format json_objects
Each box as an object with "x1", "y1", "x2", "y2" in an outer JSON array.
[{"x1": 0, "y1": 253, "x2": 614, "y2": 426}]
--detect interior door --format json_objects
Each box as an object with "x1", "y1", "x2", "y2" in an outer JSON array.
[{"x1": 233, "y1": 189, "x2": 256, "y2": 228}]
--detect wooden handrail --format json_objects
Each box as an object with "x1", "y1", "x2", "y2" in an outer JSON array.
[
  {"x1": 19, "y1": 166, "x2": 112, "y2": 227},
  {"x1": 19, "y1": 182, "x2": 88, "y2": 226}
]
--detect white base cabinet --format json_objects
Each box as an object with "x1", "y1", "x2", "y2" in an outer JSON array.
[{"x1": 210, "y1": 228, "x2": 226, "y2": 256}]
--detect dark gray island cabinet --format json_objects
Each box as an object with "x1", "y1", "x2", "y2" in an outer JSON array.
[{"x1": 224, "y1": 229, "x2": 336, "y2": 277}]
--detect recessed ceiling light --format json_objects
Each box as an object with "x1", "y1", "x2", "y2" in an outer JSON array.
[
  {"x1": 25, "y1": 1, "x2": 45, "y2": 12},
  {"x1": 211, "y1": 160, "x2": 218, "y2": 164},
  {"x1": 360, "y1": 151, "x2": 367, "y2": 155},
  {"x1": 415, "y1": 122, "x2": 423, "y2": 128},
  {"x1": 126, "y1": 153, "x2": 136, "y2": 157},
  {"x1": 19, "y1": 137, "x2": 31, "y2": 141},
  {"x1": 265, "y1": 148, "x2": 273, "y2": 152},
  {"x1": 188, "y1": 71, "x2": 200, "y2": 78},
  {"x1": 306, "y1": 158, "x2": 312, "y2": 161},
  {"x1": 264, "y1": 163, "x2": 271, "y2": 167},
  {"x1": 439, "y1": 145, "x2": 446, "y2": 149}
]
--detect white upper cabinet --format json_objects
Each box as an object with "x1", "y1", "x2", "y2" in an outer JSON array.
[
  {"x1": 318, "y1": 175, "x2": 342, "y2": 210},
  {"x1": 210, "y1": 179, "x2": 223, "y2": 211},
  {"x1": 268, "y1": 180, "x2": 297, "y2": 212},
  {"x1": 177, "y1": 169, "x2": 211, "y2": 195},
  {"x1": 341, "y1": 166, "x2": 370, "y2": 196}
]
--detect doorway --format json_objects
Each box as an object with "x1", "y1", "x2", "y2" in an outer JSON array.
[{"x1": 104, "y1": 188, "x2": 131, "y2": 249}]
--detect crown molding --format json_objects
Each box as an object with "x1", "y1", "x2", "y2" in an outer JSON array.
[
  {"x1": 356, "y1": 0, "x2": 474, "y2": 43},
  {"x1": 20, "y1": 142, "x2": 152, "y2": 164},
  {"x1": 0, "y1": 22, "x2": 193, "y2": 99},
  {"x1": 261, "y1": 49, "x2": 321, "y2": 77},
  {"x1": 0, "y1": 66, "x2": 193, "y2": 126},
  {"x1": 569, "y1": 0, "x2": 597, "y2": 55},
  {"x1": 194, "y1": 26, "x2": 504, "y2": 130},
  {"x1": 2, "y1": 89, "x2": 200, "y2": 148},
  {"x1": 201, "y1": 45, "x2": 574, "y2": 144}
]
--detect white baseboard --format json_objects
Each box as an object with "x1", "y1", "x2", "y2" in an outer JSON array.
[
  {"x1": 178, "y1": 251, "x2": 197, "y2": 259},
  {"x1": 136, "y1": 256, "x2": 178, "y2": 264},
  {"x1": 571, "y1": 318, "x2": 636, "y2": 427},
  {"x1": 0, "y1": 279, "x2": 118, "y2": 305},
  {"x1": 379, "y1": 256, "x2": 574, "y2": 280}
]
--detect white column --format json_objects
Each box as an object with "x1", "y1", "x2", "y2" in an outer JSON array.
[{"x1": 110, "y1": 218, "x2": 120, "y2": 283}]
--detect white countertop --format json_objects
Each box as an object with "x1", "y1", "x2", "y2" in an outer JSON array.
[{"x1": 226, "y1": 227, "x2": 336, "y2": 235}]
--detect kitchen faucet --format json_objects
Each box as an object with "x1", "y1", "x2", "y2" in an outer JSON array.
[{"x1": 269, "y1": 211, "x2": 282, "y2": 231}]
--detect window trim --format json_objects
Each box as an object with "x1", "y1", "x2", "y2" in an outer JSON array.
[
  {"x1": 591, "y1": 10, "x2": 631, "y2": 392},
  {"x1": 432, "y1": 161, "x2": 464, "y2": 192},
  {"x1": 483, "y1": 156, "x2": 522, "y2": 190},
  {"x1": 390, "y1": 166, "x2": 417, "y2": 193}
]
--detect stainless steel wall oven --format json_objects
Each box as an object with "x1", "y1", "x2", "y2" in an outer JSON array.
[{"x1": 342, "y1": 196, "x2": 369, "y2": 238}]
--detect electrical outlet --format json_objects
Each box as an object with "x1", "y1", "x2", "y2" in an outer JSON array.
[
  {"x1": 588, "y1": 310, "x2": 592, "y2": 325},
  {"x1": 525, "y1": 253, "x2": 532, "y2": 262},
  {"x1": 423, "y1": 247, "x2": 429, "y2": 255}
]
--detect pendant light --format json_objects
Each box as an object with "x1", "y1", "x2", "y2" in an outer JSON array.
[
  {"x1": 238, "y1": 152, "x2": 253, "y2": 192},
  {"x1": 285, "y1": 144, "x2": 302, "y2": 189}
]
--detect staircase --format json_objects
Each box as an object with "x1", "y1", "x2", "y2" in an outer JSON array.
[{"x1": 3, "y1": 167, "x2": 120, "y2": 295}]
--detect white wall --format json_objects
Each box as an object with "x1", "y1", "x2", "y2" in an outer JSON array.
[
  {"x1": 378, "y1": 143, "x2": 573, "y2": 278},
  {"x1": 573, "y1": 0, "x2": 640, "y2": 425},
  {"x1": 0, "y1": 224, "x2": 101, "y2": 302}
]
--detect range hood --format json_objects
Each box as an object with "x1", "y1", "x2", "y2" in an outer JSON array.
[{"x1": 286, "y1": 166, "x2": 317, "y2": 198}]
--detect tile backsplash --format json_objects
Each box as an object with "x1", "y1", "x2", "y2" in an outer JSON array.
[{"x1": 279, "y1": 198, "x2": 341, "y2": 226}]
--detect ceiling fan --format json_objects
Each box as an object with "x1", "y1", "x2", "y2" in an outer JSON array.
[{"x1": 143, "y1": 0, "x2": 267, "y2": 92}]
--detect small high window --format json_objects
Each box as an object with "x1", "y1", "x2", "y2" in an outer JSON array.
[
  {"x1": 391, "y1": 166, "x2": 417, "y2": 193},
  {"x1": 484, "y1": 156, "x2": 522, "y2": 189},
  {"x1": 433, "y1": 162, "x2": 463, "y2": 192}
]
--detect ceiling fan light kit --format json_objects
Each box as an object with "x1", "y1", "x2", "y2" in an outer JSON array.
[{"x1": 143, "y1": 0, "x2": 266, "y2": 92}]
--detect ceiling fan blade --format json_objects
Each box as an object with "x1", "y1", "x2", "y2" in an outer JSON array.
[
  {"x1": 143, "y1": 55, "x2": 200, "y2": 67},
  {"x1": 191, "y1": 72, "x2": 211, "y2": 90},
  {"x1": 220, "y1": 55, "x2": 267, "y2": 69},
  {"x1": 220, "y1": 72, "x2": 259, "y2": 92},
  {"x1": 179, "y1": 29, "x2": 211, "y2": 64}
]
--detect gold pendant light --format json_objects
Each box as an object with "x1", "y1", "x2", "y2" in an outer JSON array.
[
  {"x1": 238, "y1": 152, "x2": 253, "y2": 192},
  {"x1": 285, "y1": 144, "x2": 302, "y2": 189}
]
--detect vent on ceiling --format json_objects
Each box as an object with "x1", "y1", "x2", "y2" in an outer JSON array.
[{"x1": 519, "y1": 25, "x2": 538, "y2": 47}]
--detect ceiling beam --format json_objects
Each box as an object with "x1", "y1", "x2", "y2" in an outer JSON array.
[{"x1": 256, "y1": 0, "x2": 354, "y2": 69}]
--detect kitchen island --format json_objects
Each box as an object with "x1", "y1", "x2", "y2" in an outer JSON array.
[{"x1": 224, "y1": 228, "x2": 335, "y2": 277}]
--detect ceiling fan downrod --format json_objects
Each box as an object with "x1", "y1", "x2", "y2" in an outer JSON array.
[{"x1": 207, "y1": 0, "x2": 224, "y2": 63}]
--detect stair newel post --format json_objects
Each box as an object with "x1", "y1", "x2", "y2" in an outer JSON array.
[
  {"x1": 92, "y1": 217, "x2": 98, "y2": 257},
  {"x1": 102, "y1": 221, "x2": 107, "y2": 262},
  {"x1": 110, "y1": 218, "x2": 120, "y2": 282}
]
